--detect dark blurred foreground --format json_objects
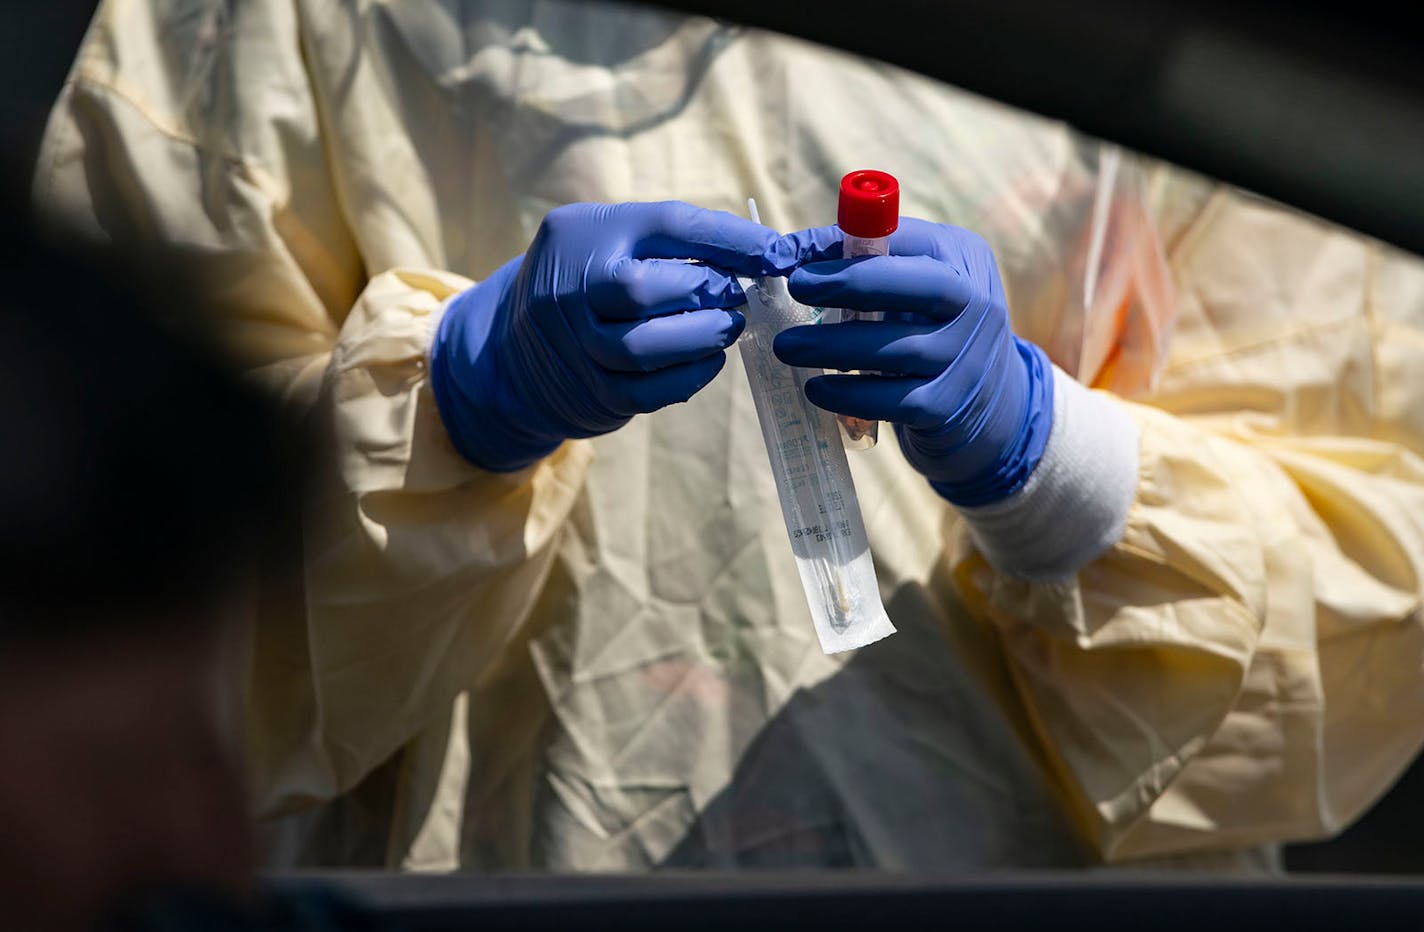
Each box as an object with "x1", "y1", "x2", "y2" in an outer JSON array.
[
  {"x1": 0, "y1": 207, "x2": 320, "y2": 929},
  {"x1": 273, "y1": 871, "x2": 1424, "y2": 931},
  {"x1": 0, "y1": 0, "x2": 100, "y2": 209}
]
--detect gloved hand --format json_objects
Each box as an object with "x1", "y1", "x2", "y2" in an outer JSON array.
[
  {"x1": 431, "y1": 202, "x2": 781, "y2": 472},
  {"x1": 772, "y1": 218, "x2": 1054, "y2": 507}
]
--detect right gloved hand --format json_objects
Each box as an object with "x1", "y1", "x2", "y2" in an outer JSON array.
[
  {"x1": 430, "y1": 202, "x2": 782, "y2": 471},
  {"x1": 771, "y1": 219, "x2": 1053, "y2": 507}
]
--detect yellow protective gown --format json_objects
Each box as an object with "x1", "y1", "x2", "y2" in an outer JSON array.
[{"x1": 35, "y1": 0, "x2": 1424, "y2": 872}]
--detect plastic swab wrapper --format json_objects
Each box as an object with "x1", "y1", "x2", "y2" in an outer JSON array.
[{"x1": 738, "y1": 198, "x2": 895, "y2": 653}]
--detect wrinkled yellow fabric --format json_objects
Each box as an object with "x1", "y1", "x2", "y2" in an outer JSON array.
[{"x1": 35, "y1": 0, "x2": 1424, "y2": 870}]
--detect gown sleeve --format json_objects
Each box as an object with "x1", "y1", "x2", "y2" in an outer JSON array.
[{"x1": 955, "y1": 185, "x2": 1424, "y2": 860}]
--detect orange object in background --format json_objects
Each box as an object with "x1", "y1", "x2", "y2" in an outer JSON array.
[{"x1": 976, "y1": 145, "x2": 1178, "y2": 400}]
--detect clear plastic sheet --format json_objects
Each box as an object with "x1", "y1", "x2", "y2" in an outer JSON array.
[{"x1": 737, "y1": 201, "x2": 894, "y2": 653}]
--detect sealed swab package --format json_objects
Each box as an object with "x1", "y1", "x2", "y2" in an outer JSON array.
[{"x1": 739, "y1": 201, "x2": 895, "y2": 653}]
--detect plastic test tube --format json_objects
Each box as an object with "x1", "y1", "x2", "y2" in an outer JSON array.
[{"x1": 830, "y1": 169, "x2": 900, "y2": 451}]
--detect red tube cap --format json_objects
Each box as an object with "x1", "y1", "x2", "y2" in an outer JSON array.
[{"x1": 838, "y1": 169, "x2": 900, "y2": 239}]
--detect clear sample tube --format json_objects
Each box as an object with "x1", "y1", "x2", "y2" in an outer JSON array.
[
  {"x1": 828, "y1": 169, "x2": 900, "y2": 451},
  {"x1": 739, "y1": 198, "x2": 895, "y2": 654}
]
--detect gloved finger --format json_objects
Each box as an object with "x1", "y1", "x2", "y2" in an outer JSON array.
[
  {"x1": 802, "y1": 373, "x2": 944, "y2": 430},
  {"x1": 886, "y1": 217, "x2": 961, "y2": 257},
  {"x1": 586, "y1": 308, "x2": 745, "y2": 372},
  {"x1": 768, "y1": 217, "x2": 955, "y2": 270},
  {"x1": 588, "y1": 258, "x2": 747, "y2": 320},
  {"x1": 788, "y1": 254, "x2": 975, "y2": 319},
  {"x1": 773, "y1": 319, "x2": 945, "y2": 376},
  {"x1": 622, "y1": 202, "x2": 782, "y2": 277},
  {"x1": 603, "y1": 352, "x2": 728, "y2": 415},
  {"x1": 766, "y1": 225, "x2": 844, "y2": 270}
]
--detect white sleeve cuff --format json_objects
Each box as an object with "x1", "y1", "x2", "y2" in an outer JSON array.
[{"x1": 956, "y1": 366, "x2": 1139, "y2": 582}]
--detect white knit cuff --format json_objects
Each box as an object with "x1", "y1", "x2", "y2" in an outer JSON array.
[{"x1": 957, "y1": 366, "x2": 1139, "y2": 581}]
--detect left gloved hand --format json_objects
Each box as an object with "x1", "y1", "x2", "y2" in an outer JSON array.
[
  {"x1": 430, "y1": 202, "x2": 780, "y2": 472},
  {"x1": 772, "y1": 218, "x2": 1054, "y2": 507}
]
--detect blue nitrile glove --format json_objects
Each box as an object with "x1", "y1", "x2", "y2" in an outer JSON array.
[
  {"x1": 431, "y1": 202, "x2": 782, "y2": 472},
  {"x1": 772, "y1": 219, "x2": 1054, "y2": 507}
]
